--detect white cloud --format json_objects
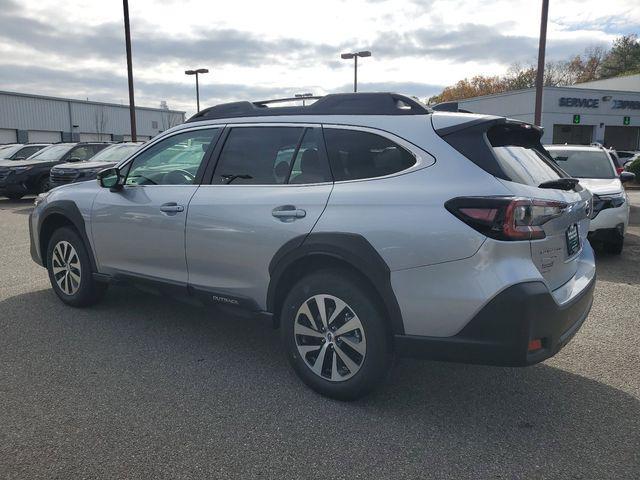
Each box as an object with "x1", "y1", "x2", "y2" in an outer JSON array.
[{"x1": 0, "y1": 0, "x2": 637, "y2": 116}]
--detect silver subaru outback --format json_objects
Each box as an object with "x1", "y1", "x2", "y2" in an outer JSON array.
[{"x1": 29, "y1": 93, "x2": 596, "y2": 400}]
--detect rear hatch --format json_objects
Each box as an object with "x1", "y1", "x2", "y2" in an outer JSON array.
[{"x1": 434, "y1": 114, "x2": 591, "y2": 291}]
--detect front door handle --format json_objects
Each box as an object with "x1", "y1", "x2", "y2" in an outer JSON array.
[
  {"x1": 160, "y1": 202, "x2": 185, "y2": 213},
  {"x1": 272, "y1": 205, "x2": 306, "y2": 219}
]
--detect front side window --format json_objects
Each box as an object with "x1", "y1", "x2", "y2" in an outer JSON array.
[
  {"x1": 213, "y1": 126, "x2": 331, "y2": 185},
  {"x1": 323, "y1": 128, "x2": 416, "y2": 181},
  {"x1": 548, "y1": 149, "x2": 616, "y2": 179},
  {"x1": 126, "y1": 129, "x2": 219, "y2": 185}
]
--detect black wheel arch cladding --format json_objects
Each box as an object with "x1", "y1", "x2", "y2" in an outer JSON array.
[
  {"x1": 267, "y1": 232, "x2": 405, "y2": 335},
  {"x1": 38, "y1": 200, "x2": 98, "y2": 272}
]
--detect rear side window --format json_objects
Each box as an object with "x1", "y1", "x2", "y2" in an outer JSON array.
[{"x1": 323, "y1": 128, "x2": 415, "y2": 181}]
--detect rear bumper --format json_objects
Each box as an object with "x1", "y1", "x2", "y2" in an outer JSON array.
[{"x1": 394, "y1": 274, "x2": 595, "y2": 366}]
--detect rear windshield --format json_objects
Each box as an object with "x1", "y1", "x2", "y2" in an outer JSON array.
[
  {"x1": 547, "y1": 149, "x2": 615, "y2": 179},
  {"x1": 487, "y1": 125, "x2": 562, "y2": 186}
]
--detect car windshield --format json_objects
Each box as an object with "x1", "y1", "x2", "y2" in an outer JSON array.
[
  {"x1": 88, "y1": 144, "x2": 141, "y2": 162},
  {"x1": 28, "y1": 144, "x2": 74, "y2": 161},
  {"x1": 547, "y1": 149, "x2": 615, "y2": 179},
  {"x1": 0, "y1": 145, "x2": 24, "y2": 159}
]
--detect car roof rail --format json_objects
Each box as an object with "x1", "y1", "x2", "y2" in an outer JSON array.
[
  {"x1": 186, "y1": 92, "x2": 431, "y2": 122},
  {"x1": 431, "y1": 101, "x2": 473, "y2": 113}
]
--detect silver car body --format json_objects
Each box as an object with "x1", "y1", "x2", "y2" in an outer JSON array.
[{"x1": 31, "y1": 108, "x2": 595, "y2": 344}]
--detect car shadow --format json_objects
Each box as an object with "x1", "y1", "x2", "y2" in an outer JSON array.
[{"x1": 1, "y1": 287, "x2": 638, "y2": 478}]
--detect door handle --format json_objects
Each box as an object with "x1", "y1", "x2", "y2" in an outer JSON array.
[
  {"x1": 160, "y1": 202, "x2": 185, "y2": 213},
  {"x1": 272, "y1": 205, "x2": 306, "y2": 219}
]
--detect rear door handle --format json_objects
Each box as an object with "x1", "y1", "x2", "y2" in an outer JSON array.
[
  {"x1": 160, "y1": 202, "x2": 185, "y2": 213},
  {"x1": 272, "y1": 205, "x2": 306, "y2": 219}
]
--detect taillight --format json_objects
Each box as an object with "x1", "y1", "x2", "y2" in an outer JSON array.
[
  {"x1": 445, "y1": 197, "x2": 567, "y2": 241},
  {"x1": 616, "y1": 167, "x2": 625, "y2": 175}
]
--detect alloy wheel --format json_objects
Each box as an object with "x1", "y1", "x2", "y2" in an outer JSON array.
[
  {"x1": 294, "y1": 294, "x2": 367, "y2": 382},
  {"x1": 51, "y1": 240, "x2": 81, "y2": 296}
]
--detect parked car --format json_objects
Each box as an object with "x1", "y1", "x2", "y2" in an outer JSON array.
[
  {"x1": 547, "y1": 144, "x2": 635, "y2": 254},
  {"x1": 617, "y1": 150, "x2": 640, "y2": 168},
  {"x1": 0, "y1": 143, "x2": 50, "y2": 160},
  {"x1": 0, "y1": 142, "x2": 108, "y2": 199},
  {"x1": 49, "y1": 142, "x2": 144, "y2": 189},
  {"x1": 29, "y1": 93, "x2": 596, "y2": 399}
]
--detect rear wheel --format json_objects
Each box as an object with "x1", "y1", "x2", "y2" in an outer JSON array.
[
  {"x1": 281, "y1": 269, "x2": 391, "y2": 400},
  {"x1": 46, "y1": 227, "x2": 107, "y2": 307}
]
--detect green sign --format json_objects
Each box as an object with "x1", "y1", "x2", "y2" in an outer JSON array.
[
  {"x1": 573, "y1": 114, "x2": 581, "y2": 124},
  {"x1": 624, "y1": 116, "x2": 631, "y2": 126}
]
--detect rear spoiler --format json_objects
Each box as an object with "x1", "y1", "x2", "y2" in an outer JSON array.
[{"x1": 433, "y1": 116, "x2": 552, "y2": 181}]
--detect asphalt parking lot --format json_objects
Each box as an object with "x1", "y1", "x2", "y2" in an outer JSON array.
[{"x1": 1, "y1": 193, "x2": 639, "y2": 480}]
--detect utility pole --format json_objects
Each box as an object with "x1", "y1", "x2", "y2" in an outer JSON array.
[
  {"x1": 123, "y1": 0, "x2": 137, "y2": 141},
  {"x1": 534, "y1": 0, "x2": 549, "y2": 127}
]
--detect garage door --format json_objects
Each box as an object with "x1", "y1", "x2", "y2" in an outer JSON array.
[
  {"x1": 79, "y1": 133, "x2": 112, "y2": 142},
  {"x1": 604, "y1": 126, "x2": 640, "y2": 151},
  {"x1": 552, "y1": 125, "x2": 594, "y2": 145},
  {"x1": 0, "y1": 129, "x2": 17, "y2": 144},
  {"x1": 28, "y1": 130, "x2": 61, "y2": 143}
]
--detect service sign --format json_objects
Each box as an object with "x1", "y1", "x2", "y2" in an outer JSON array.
[{"x1": 558, "y1": 97, "x2": 599, "y2": 108}]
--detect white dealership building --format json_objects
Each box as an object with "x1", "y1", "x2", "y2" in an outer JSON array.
[{"x1": 456, "y1": 74, "x2": 640, "y2": 150}]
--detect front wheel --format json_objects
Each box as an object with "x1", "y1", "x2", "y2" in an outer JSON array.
[
  {"x1": 39, "y1": 176, "x2": 51, "y2": 193},
  {"x1": 46, "y1": 227, "x2": 107, "y2": 307},
  {"x1": 280, "y1": 269, "x2": 392, "y2": 400},
  {"x1": 4, "y1": 193, "x2": 24, "y2": 200}
]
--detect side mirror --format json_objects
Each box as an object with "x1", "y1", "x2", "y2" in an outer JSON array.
[
  {"x1": 97, "y1": 167, "x2": 123, "y2": 191},
  {"x1": 620, "y1": 171, "x2": 635, "y2": 184}
]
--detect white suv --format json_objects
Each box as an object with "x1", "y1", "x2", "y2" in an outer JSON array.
[
  {"x1": 29, "y1": 93, "x2": 596, "y2": 399},
  {"x1": 547, "y1": 145, "x2": 635, "y2": 254}
]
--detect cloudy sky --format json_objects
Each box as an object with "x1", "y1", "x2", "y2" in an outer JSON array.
[{"x1": 0, "y1": 0, "x2": 638, "y2": 116}]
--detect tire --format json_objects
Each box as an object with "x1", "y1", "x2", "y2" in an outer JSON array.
[
  {"x1": 39, "y1": 176, "x2": 51, "y2": 193},
  {"x1": 4, "y1": 193, "x2": 24, "y2": 200},
  {"x1": 604, "y1": 236, "x2": 624, "y2": 255},
  {"x1": 280, "y1": 269, "x2": 392, "y2": 400},
  {"x1": 46, "y1": 227, "x2": 107, "y2": 307}
]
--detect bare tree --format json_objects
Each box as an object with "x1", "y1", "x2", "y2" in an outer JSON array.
[{"x1": 94, "y1": 106, "x2": 108, "y2": 141}]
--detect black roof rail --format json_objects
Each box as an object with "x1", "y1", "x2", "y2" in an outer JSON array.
[
  {"x1": 187, "y1": 92, "x2": 431, "y2": 122},
  {"x1": 431, "y1": 101, "x2": 473, "y2": 114}
]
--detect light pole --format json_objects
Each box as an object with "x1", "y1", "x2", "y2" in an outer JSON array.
[
  {"x1": 534, "y1": 0, "x2": 549, "y2": 126},
  {"x1": 185, "y1": 68, "x2": 209, "y2": 112},
  {"x1": 295, "y1": 92, "x2": 313, "y2": 106},
  {"x1": 340, "y1": 51, "x2": 371, "y2": 93},
  {"x1": 122, "y1": 0, "x2": 137, "y2": 141}
]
